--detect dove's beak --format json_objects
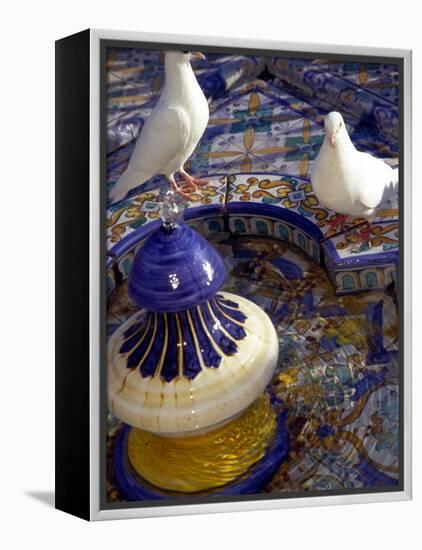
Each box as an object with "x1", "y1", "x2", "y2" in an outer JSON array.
[
  {"x1": 328, "y1": 132, "x2": 337, "y2": 148},
  {"x1": 191, "y1": 51, "x2": 206, "y2": 60}
]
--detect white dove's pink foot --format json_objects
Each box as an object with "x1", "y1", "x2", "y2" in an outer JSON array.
[
  {"x1": 180, "y1": 169, "x2": 209, "y2": 188},
  {"x1": 326, "y1": 213, "x2": 348, "y2": 235},
  {"x1": 168, "y1": 176, "x2": 192, "y2": 201},
  {"x1": 350, "y1": 221, "x2": 373, "y2": 253}
]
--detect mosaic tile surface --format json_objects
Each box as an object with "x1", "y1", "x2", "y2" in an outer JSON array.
[{"x1": 105, "y1": 48, "x2": 400, "y2": 501}]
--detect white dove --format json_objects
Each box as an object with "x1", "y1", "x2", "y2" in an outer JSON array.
[
  {"x1": 311, "y1": 111, "x2": 398, "y2": 248},
  {"x1": 109, "y1": 51, "x2": 209, "y2": 203}
]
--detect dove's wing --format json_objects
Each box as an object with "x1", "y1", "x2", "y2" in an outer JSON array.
[
  {"x1": 128, "y1": 105, "x2": 191, "y2": 176},
  {"x1": 109, "y1": 105, "x2": 191, "y2": 203},
  {"x1": 357, "y1": 152, "x2": 394, "y2": 209}
]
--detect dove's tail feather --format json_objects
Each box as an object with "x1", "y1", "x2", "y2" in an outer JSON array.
[
  {"x1": 381, "y1": 166, "x2": 399, "y2": 205},
  {"x1": 109, "y1": 167, "x2": 152, "y2": 203},
  {"x1": 392, "y1": 167, "x2": 399, "y2": 187},
  {"x1": 389, "y1": 166, "x2": 399, "y2": 197}
]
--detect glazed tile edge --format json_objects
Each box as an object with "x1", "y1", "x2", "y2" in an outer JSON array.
[
  {"x1": 106, "y1": 172, "x2": 398, "y2": 254},
  {"x1": 106, "y1": 188, "x2": 397, "y2": 297}
]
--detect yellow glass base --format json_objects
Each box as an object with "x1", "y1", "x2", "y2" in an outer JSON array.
[{"x1": 127, "y1": 394, "x2": 276, "y2": 493}]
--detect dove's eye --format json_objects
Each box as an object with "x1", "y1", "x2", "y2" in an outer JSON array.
[{"x1": 182, "y1": 50, "x2": 189, "y2": 54}]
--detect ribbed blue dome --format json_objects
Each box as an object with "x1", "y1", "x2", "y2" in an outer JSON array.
[{"x1": 128, "y1": 223, "x2": 226, "y2": 312}]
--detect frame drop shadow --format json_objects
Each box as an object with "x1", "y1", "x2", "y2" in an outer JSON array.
[{"x1": 26, "y1": 491, "x2": 55, "y2": 508}]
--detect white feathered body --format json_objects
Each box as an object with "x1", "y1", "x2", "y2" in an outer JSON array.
[
  {"x1": 311, "y1": 132, "x2": 398, "y2": 219},
  {"x1": 110, "y1": 54, "x2": 209, "y2": 202}
]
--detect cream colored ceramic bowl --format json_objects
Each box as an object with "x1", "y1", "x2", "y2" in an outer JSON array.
[{"x1": 108, "y1": 291, "x2": 279, "y2": 435}]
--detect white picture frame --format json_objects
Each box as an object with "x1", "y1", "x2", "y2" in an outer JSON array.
[{"x1": 55, "y1": 28, "x2": 412, "y2": 521}]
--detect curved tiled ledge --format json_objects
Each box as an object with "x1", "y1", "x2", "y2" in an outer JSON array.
[{"x1": 106, "y1": 173, "x2": 398, "y2": 297}]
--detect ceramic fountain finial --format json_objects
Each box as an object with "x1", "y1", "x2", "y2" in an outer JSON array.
[
  {"x1": 159, "y1": 188, "x2": 185, "y2": 231},
  {"x1": 108, "y1": 211, "x2": 279, "y2": 435}
]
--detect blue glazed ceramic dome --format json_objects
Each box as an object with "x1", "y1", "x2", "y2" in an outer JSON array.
[{"x1": 128, "y1": 222, "x2": 226, "y2": 313}]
